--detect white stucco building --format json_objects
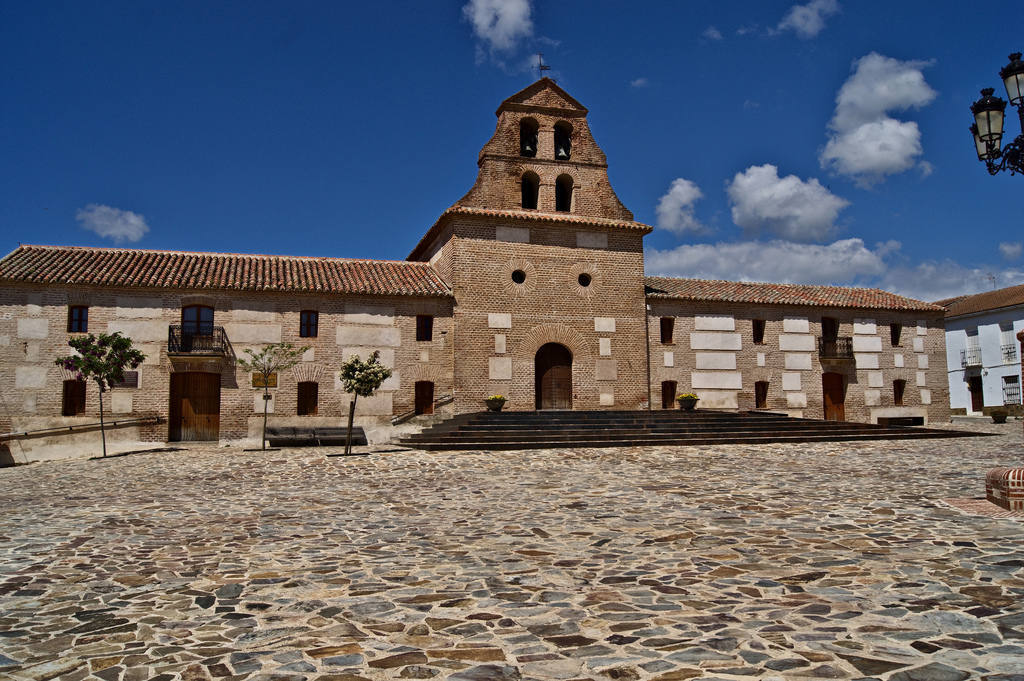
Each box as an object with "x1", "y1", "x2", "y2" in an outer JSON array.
[{"x1": 938, "y1": 284, "x2": 1024, "y2": 413}]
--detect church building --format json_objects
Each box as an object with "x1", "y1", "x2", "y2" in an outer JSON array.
[{"x1": 0, "y1": 79, "x2": 950, "y2": 462}]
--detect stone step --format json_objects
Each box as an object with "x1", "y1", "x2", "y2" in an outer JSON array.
[{"x1": 398, "y1": 409, "x2": 982, "y2": 451}]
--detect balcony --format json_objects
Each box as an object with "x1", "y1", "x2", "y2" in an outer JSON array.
[
  {"x1": 168, "y1": 325, "x2": 230, "y2": 356},
  {"x1": 818, "y1": 336, "x2": 853, "y2": 360},
  {"x1": 1002, "y1": 343, "x2": 1018, "y2": 364},
  {"x1": 961, "y1": 346, "x2": 983, "y2": 368}
]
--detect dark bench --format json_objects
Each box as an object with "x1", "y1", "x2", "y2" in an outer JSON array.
[
  {"x1": 876, "y1": 416, "x2": 925, "y2": 427},
  {"x1": 265, "y1": 426, "x2": 367, "y2": 447}
]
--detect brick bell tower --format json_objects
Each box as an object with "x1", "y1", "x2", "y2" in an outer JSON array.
[{"x1": 409, "y1": 78, "x2": 652, "y2": 413}]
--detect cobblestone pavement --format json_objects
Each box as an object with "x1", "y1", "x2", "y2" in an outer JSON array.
[{"x1": 1, "y1": 423, "x2": 1023, "y2": 681}]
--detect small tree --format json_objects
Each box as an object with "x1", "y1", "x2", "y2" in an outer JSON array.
[
  {"x1": 237, "y1": 342, "x2": 309, "y2": 450},
  {"x1": 339, "y1": 351, "x2": 392, "y2": 454},
  {"x1": 55, "y1": 332, "x2": 146, "y2": 458}
]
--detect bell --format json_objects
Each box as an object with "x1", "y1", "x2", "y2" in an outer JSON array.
[
  {"x1": 522, "y1": 142, "x2": 535, "y2": 154},
  {"x1": 555, "y1": 146, "x2": 568, "y2": 159}
]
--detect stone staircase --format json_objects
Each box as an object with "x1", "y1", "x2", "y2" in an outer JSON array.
[{"x1": 398, "y1": 409, "x2": 985, "y2": 451}]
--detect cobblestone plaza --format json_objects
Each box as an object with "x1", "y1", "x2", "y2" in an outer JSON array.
[{"x1": 1, "y1": 425, "x2": 1022, "y2": 680}]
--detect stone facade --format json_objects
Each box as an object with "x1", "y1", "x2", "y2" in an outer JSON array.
[{"x1": 0, "y1": 78, "x2": 951, "y2": 462}]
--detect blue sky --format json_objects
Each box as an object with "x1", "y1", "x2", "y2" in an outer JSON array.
[{"x1": 1, "y1": 1, "x2": 1021, "y2": 301}]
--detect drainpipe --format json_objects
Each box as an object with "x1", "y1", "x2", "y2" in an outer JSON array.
[{"x1": 644, "y1": 302, "x2": 652, "y2": 411}]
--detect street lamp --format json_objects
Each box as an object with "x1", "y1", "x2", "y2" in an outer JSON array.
[{"x1": 970, "y1": 52, "x2": 1024, "y2": 175}]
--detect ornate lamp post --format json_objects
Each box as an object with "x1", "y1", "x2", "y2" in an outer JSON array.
[{"x1": 970, "y1": 52, "x2": 1024, "y2": 175}]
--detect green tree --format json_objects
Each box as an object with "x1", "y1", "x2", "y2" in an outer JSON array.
[
  {"x1": 339, "y1": 351, "x2": 392, "y2": 454},
  {"x1": 236, "y1": 342, "x2": 309, "y2": 450},
  {"x1": 55, "y1": 332, "x2": 146, "y2": 458}
]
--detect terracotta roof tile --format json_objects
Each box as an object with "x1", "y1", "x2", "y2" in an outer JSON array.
[
  {"x1": 0, "y1": 245, "x2": 452, "y2": 297},
  {"x1": 937, "y1": 283, "x2": 1024, "y2": 318},
  {"x1": 645, "y1": 276, "x2": 942, "y2": 312},
  {"x1": 408, "y1": 205, "x2": 652, "y2": 260}
]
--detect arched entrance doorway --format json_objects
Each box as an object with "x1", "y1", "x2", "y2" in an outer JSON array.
[{"x1": 535, "y1": 343, "x2": 572, "y2": 410}]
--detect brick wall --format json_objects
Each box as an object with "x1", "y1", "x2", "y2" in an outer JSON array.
[
  {"x1": 0, "y1": 283, "x2": 453, "y2": 458},
  {"x1": 647, "y1": 300, "x2": 950, "y2": 424}
]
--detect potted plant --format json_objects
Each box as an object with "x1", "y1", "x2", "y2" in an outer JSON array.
[
  {"x1": 991, "y1": 409, "x2": 1008, "y2": 424},
  {"x1": 485, "y1": 394, "x2": 507, "y2": 412},
  {"x1": 676, "y1": 392, "x2": 699, "y2": 411}
]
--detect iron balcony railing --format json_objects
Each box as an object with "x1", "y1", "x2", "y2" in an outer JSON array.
[
  {"x1": 1003, "y1": 381, "x2": 1021, "y2": 405},
  {"x1": 961, "y1": 346, "x2": 983, "y2": 368},
  {"x1": 817, "y1": 336, "x2": 854, "y2": 360},
  {"x1": 1001, "y1": 343, "x2": 1018, "y2": 363},
  {"x1": 168, "y1": 324, "x2": 230, "y2": 355}
]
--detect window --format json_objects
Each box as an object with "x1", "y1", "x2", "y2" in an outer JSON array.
[
  {"x1": 752, "y1": 319, "x2": 766, "y2": 345},
  {"x1": 511, "y1": 269, "x2": 526, "y2": 284},
  {"x1": 519, "y1": 118, "x2": 538, "y2": 157},
  {"x1": 297, "y1": 382, "x2": 318, "y2": 416},
  {"x1": 62, "y1": 379, "x2": 86, "y2": 416},
  {"x1": 577, "y1": 273, "x2": 591, "y2": 287},
  {"x1": 660, "y1": 317, "x2": 674, "y2": 344},
  {"x1": 893, "y1": 379, "x2": 906, "y2": 406},
  {"x1": 67, "y1": 306, "x2": 88, "y2": 333},
  {"x1": 821, "y1": 317, "x2": 839, "y2": 342},
  {"x1": 554, "y1": 121, "x2": 572, "y2": 159},
  {"x1": 755, "y1": 381, "x2": 769, "y2": 409},
  {"x1": 1001, "y1": 322, "x2": 1018, "y2": 363},
  {"x1": 182, "y1": 305, "x2": 214, "y2": 335},
  {"x1": 416, "y1": 315, "x2": 433, "y2": 341},
  {"x1": 111, "y1": 371, "x2": 139, "y2": 389},
  {"x1": 1003, "y1": 375, "x2": 1021, "y2": 405},
  {"x1": 300, "y1": 310, "x2": 319, "y2": 338},
  {"x1": 890, "y1": 323, "x2": 902, "y2": 346},
  {"x1": 555, "y1": 174, "x2": 573, "y2": 212},
  {"x1": 521, "y1": 171, "x2": 539, "y2": 209}
]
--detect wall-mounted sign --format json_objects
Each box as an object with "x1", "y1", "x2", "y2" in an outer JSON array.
[
  {"x1": 111, "y1": 371, "x2": 139, "y2": 389},
  {"x1": 252, "y1": 372, "x2": 277, "y2": 388}
]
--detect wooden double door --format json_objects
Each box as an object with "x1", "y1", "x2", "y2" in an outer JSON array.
[
  {"x1": 535, "y1": 343, "x2": 572, "y2": 410},
  {"x1": 169, "y1": 372, "x2": 221, "y2": 441}
]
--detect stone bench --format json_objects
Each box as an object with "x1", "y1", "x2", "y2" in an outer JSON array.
[
  {"x1": 986, "y1": 467, "x2": 1024, "y2": 511},
  {"x1": 265, "y1": 426, "x2": 367, "y2": 448}
]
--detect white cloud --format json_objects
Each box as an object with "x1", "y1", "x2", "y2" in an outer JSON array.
[
  {"x1": 880, "y1": 262, "x2": 1024, "y2": 302},
  {"x1": 727, "y1": 164, "x2": 849, "y2": 242},
  {"x1": 703, "y1": 26, "x2": 723, "y2": 41},
  {"x1": 1000, "y1": 241, "x2": 1023, "y2": 260},
  {"x1": 820, "y1": 52, "x2": 937, "y2": 185},
  {"x1": 778, "y1": 0, "x2": 840, "y2": 38},
  {"x1": 646, "y1": 238, "x2": 889, "y2": 285},
  {"x1": 630, "y1": 77, "x2": 649, "y2": 88},
  {"x1": 655, "y1": 178, "x2": 705, "y2": 235},
  {"x1": 646, "y1": 236, "x2": 1024, "y2": 302},
  {"x1": 76, "y1": 204, "x2": 149, "y2": 243},
  {"x1": 462, "y1": 0, "x2": 533, "y2": 52}
]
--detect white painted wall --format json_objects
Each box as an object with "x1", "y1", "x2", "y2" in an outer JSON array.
[{"x1": 944, "y1": 306, "x2": 1024, "y2": 411}]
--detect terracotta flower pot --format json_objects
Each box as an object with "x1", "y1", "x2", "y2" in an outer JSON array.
[{"x1": 485, "y1": 399, "x2": 506, "y2": 412}]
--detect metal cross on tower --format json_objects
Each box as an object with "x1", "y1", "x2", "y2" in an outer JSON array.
[{"x1": 536, "y1": 53, "x2": 551, "y2": 79}]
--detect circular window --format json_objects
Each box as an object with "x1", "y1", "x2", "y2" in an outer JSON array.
[
  {"x1": 577, "y1": 273, "x2": 592, "y2": 287},
  {"x1": 511, "y1": 269, "x2": 526, "y2": 284}
]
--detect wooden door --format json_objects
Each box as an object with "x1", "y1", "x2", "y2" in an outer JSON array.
[
  {"x1": 169, "y1": 372, "x2": 220, "y2": 441},
  {"x1": 535, "y1": 343, "x2": 572, "y2": 410},
  {"x1": 755, "y1": 381, "x2": 769, "y2": 409},
  {"x1": 822, "y1": 372, "x2": 845, "y2": 421},
  {"x1": 661, "y1": 381, "x2": 677, "y2": 409},
  {"x1": 968, "y1": 376, "x2": 984, "y2": 412},
  {"x1": 414, "y1": 381, "x2": 434, "y2": 415}
]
